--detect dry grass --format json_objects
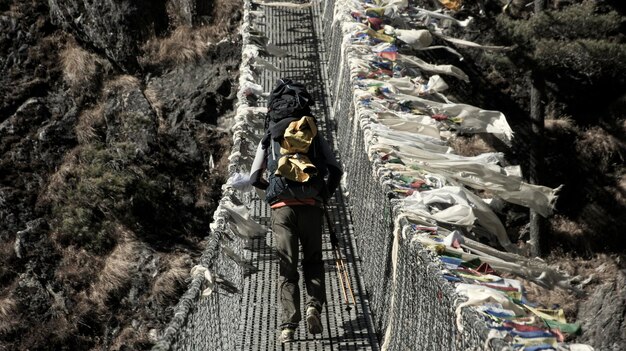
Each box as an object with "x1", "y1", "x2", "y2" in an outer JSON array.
[
  {"x1": 449, "y1": 134, "x2": 497, "y2": 156},
  {"x1": 104, "y1": 75, "x2": 141, "y2": 94},
  {"x1": 576, "y1": 126, "x2": 624, "y2": 173},
  {"x1": 72, "y1": 290, "x2": 95, "y2": 324},
  {"x1": 60, "y1": 43, "x2": 98, "y2": 86},
  {"x1": 194, "y1": 182, "x2": 213, "y2": 209},
  {"x1": 152, "y1": 254, "x2": 190, "y2": 306},
  {"x1": 196, "y1": 126, "x2": 232, "y2": 169},
  {"x1": 165, "y1": 0, "x2": 193, "y2": 28},
  {"x1": 140, "y1": 25, "x2": 226, "y2": 68},
  {"x1": 75, "y1": 103, "x2": 105, "y2": 144},
  {"x1": 89, "y1": 226, "x2": 140, "y2": 309},
  {"x1": 544, "y1": 116, "x2": 577, "y2": 132},
  {"x1": 60, "y1": 40, "x2": 111, "y2": 95},
  {"x1": 549, "y1": 214, "x2": 593, "y2": 254},
  {"x1": 110, "y1": 325, "x2": 153, "y2": 351},
  {"x1": 45, "y1": 314, "x2": 76, "y2": 346},
  {"x1": 144, "y1": 85, "x2": 164, "y2": 127},
  {"x1": 516, "y1": 274, "x2": 579, "y2": 319},
  {"x1": 500, "y1": 252, "x2": 622, "y2": 324},
  {"x1": 46, "y1": 284, "x2": 68, "y2": 319},
  {"x1": 54, "y1": 245, "x2": 103, "y2": 291},
  {"x1": 140, "y1": 0, "x2": 241, "y2": 69},
  {"x1": 537, "y1": 253, "x2": 623, "y2": 319},
  {"x1": 0, "y1": 240, "x2": 16, "y2": 278},
  {"x1": 210, "y1": 0, "x2": 243, "y2": 37},
  {"x1": 551, "y1": 214, "x2": 587, "y2": 238},
  {"x1": 39, "y1": 147, "x2": 82, "y2": 206},
  {"x1": 192, "y1": 127, "x2": 231, "y2": 210},
  {"x1": 0, "y1": 297, "x2": 18, "y2": 334}
]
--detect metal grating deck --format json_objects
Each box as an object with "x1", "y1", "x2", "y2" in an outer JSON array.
[{"x1": 235, "y1": 2, "x2": 379, "y2": 350}]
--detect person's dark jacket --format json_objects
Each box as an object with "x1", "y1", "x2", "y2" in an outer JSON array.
[{"x1": 250, "y1": 126, "x2": 342, "y2": 204}]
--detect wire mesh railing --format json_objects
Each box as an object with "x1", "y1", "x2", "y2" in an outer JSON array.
[
  {"x1": 325, "y1": 56, "x2": 500, "y2": 349},
  {"x1": 322, "y1": 0, "x2": 532, "y2": 349},
  {"x1": 152, "y1": 0, "x2": 260, "y2": 349}
]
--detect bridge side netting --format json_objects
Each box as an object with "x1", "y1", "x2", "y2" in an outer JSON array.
[
  {"x1": 321, "y1": 0, "x2": 557, "y2": 349},
  {"x1": 327, "y1": 58, "x2": 496, "y2": 349},
  {"x1": 152, "y1": 0, "x2": 261, "y2": 349}
]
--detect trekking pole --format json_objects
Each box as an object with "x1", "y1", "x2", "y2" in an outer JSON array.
[
  {"x1": 323, "y1": 203, "x2": 356, "y2": 310},
  {"x1": 334, "y1": 245, "x2": 350, "y2": 306},
  {"x1": 336, "y1": 246, "x2": 356, "y2": 308},
  {"x1": 325, "y1": 206, "x2": 349, "y2": 305},
  {"x1": 337, "y1": 246, "x2": 356, "y2": 306}
]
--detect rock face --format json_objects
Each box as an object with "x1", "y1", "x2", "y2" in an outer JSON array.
[
  {"x1": 103, "y1": 78, "x2": 158, "y2": 154},
  {"x1": 48, "y1": 0, "x2": 169, "y2": 72},
  {"x1": 148, "y1": 40, "x2": 240, "y2": 128},
  {"x1": 0, "y1": 1, "x2": 60, "y2": 119},
  {"x1": 0, "y1": 95, "x2": 77, "y2": 241},
  {"x1": 47, "y1": 0, "x2": 219, "y2": 72},
  {"x1": 167, "y1": 0, "x2": 214, "y2": 27},
  {"x1": 577, "y1": 272, "x2": 626, "y2": 351}
]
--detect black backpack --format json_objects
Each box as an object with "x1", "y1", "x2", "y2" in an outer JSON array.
[
  {"x1": 266, "y1": 78, "x2": 314, "y2": 129},
  {"x1": 264, "y1": 135, "x2": 328, "y2": 204},
  {"x1": 262, "y1": 79, "x2": 328, "y2": 204}
]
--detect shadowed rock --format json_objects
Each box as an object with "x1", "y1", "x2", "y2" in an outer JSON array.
[
  {"x1": 577, "y1": 272, "x2": 626, "y2": 350},
  {"x1": 48, "y1": 0, "x2": 170, "y2": 72}
]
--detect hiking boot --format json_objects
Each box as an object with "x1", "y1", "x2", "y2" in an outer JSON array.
[
  {"x1": 280, "y1": 328, "x2": 295, "y2": 343},
  {"x1": 306, "y1": 306, "x2": 323, "y2": 334}
]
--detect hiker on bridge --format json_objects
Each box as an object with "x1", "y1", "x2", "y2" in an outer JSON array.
[{"x1": 251, "y1": 79, "x2": 343, "y2": 343}]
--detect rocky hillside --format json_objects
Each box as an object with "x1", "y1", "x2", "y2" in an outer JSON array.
[
  {"x1": 436, "y1": 0, "x2": 626, "y2": 255},
  {"x1": 415, "y1": 0, "x2": 625, "y2": 348},
  {"x1": 0, "y1": 0, "x2": 242, "y2": 349}
]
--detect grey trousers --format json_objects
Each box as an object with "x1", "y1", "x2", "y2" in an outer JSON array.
[{"x1": 271, "y1": 205, "x2": 325, "y2": 329}]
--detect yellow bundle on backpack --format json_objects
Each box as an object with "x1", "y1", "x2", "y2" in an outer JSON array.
[
  {"x1": 275, "y1": 116, "x2": 318, "y2": 182},
  {"x1": 280, "y1": 116, "x2": 317, "y2": 154},
  {"x1": 276, "y1": 154, "x2": 317, "y2": 182}
]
